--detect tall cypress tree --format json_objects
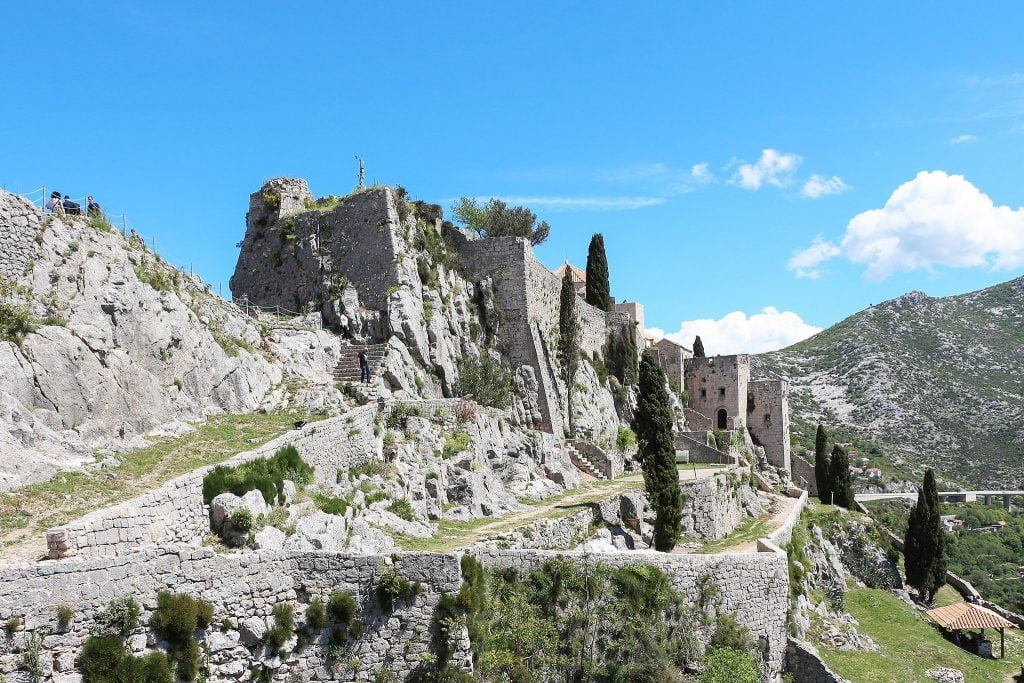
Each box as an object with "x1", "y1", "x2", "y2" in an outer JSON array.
[
  {"x1": 814, "y1": 424, "x2": 832, "y2": 504},
  {"x1": 585, "y1": 233, "x2": 612, "y2": 312},
  {"x1": 692, "y1": 335, "x2": 706, "y2": 358},
  {"x1": 634, "y1": 351, "x2": 682, "y2": 551},
  {"x1": 829, "y1": 445, "x2": 854, "y2": 509},
  {"x1": 559, "y1": 271, "x2": 580, "y2": 436},
  {"x1": 621, "y1": 323, "x2": 638, "y2": 385},
  {"x1": 905, "y1": 469, "x2": 946, "y2": 601}
]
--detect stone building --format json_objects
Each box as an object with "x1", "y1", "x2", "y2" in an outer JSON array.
[
  {"x1": 552, "y1": 261, "x2": 587, "y2": 297},
  {"x1": 684, "y1": 354, "x2": 791, "y2": 473},
  {"x1": 650, "y1": 336, "x2": 692, "y2": 391}
]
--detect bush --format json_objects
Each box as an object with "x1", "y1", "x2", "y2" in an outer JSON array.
[
  {"x1": 57, "y1": 604, "x2": 74, "y2": 627},
  {"x1": 4, "y1": 616, "x2": 18, "y2": 634},
  {"x1": 306, "y1": 598, "x2": 326, "y2": 630},
  {"x1": 454, "y1": 398, "x2": 476, "y2": 423},
  {"x1": 388, "y1": 499, "x2": 415, "y2": 521},
  {"x1": 150, "y1": 591, "x2": 214, "y2": 645},
  {"x1": 134, "y1": 263, "x2": 174, "y2": 292},
  {"x1": 329, "y1": 590, "x2": 357, "y2": 628},
  {"x1": 709, "y1": 613, "x2": 754, "y2": 653},
  {"x1": 313, "y1": 493, "x2": 349, "y2": 516},
  {"x1": 91, "y1": 596, "x2": 141, "y2": 637},
  {"x1": 386, "y1": 403, "x2": 423, "y2": 429},
  {"x1": 699, "y1": 647, "x2": 759, "y2": 683},
  {"x1": 88, "y1": 214, "x2": 115, "y2": 233},
  {"x1": 79, "y1": 636, "x2": 174, "y2": 683},
  {"x1": 202, "y1": 444, "x2": 313, "y2": 505},
  {"x1": 442, "y1": 431, "x2": 472, "y2": 458},
  {"x1": 265, "y1": 602, "x2": 295, "y2": 651},
  {"x1": 616, "y1": 427, "x2": 637, "y2": 452},
  {"x1": 377, "y1": 568, "x2": 418, "y2": 613},
  {"x1": 230, "y1": 508, "x2": 254, "y2": 533},
  {"x1": 456, "y1": 354, "x2": 511, "y2": 409},
  {"x1": 0, "y1": 303, "x2": 36, "y2": 345}
]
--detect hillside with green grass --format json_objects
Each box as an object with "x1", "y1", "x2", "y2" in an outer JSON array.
[{"x1": 754, "y1": 276, "x2": 1024, "y2": 488}]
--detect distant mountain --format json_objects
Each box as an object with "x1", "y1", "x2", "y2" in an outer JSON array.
[{"x1": 753, "y1": 277, "x2": 1024, "y2": 488}]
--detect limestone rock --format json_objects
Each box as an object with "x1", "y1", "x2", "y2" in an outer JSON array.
[{"x1": 253, "y1": 525, "x2": 286, "y2": 551}]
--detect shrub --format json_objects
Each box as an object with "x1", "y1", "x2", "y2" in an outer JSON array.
[
  {"x1": 4, "y1": 616, "x2": 19, "y2": 634},
  {"x1": 386, "y1": 403, "x2": 423, "y2": 429},
  {"x1": 134, "y1": 263, "x2": 174, "y2": 292},
  {"x1": 455, "y1": 354, "x2": 511, "y2": 408},
  {"x1": 79, "y1": 637, "x2": 175, "y2": 683},
  {"x1": 699, "y1": 647, "x2": 759, "y2": 683},
  {"x1": 349, "y1": 461, "x2": 388, "y2": 478},
  {"x1": 616, "y1": 427, "x2": 637, "y2": 452},
  {"x1": 91, "y1": 596, "x2": 141, "y2": 637},
  {"x1": 306, "y1": 598, "x2": 326, "y2": 630},
  {"x1": 328, "y1": 590, "x2": 357, "y2": 628},
  {"x1": 443, "y1": 431, "x2": 472, "y2": 458},
  {"x1": 709, "y1": 613, "x2": 754, "y2": 653},
  {"x1": 388, "y1": 499, "x2": 415, "y2": 521},
  {"x1": 231, "y1": 508, "x2": 254, "y2": 533},
  {"x1": 454, "y1": 398, "x2": 476, "y2": 423},
  {"x1": 202, "y1": 444, "x2": 313, "y2": 505},
  {"x1": 57, "y1": 604, "x2": 74, "y2": 627},
  {"x1": 0, "y1": 303, "x2": 36, "y2": 345},
  {"x1": 377, "y1": 567, "x2": 418, "y2": 612},
  {"x1": 150, "y1": 591, "x2": 214, "y2": 644},
  {"x1": 314, "y1": 493, "x2": 349, "y2": 516},
  {"x1": 265, "y1": 602, "x2": 295, "y2": 651},
  {"x1": 88, "y1": 214, "x2": 115, "y2": 233}
]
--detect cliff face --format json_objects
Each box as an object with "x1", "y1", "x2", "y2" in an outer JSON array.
[{"x1": 0, "y1": 191, "x2": 348, "y2": 491}]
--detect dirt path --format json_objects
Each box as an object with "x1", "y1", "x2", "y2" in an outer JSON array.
[{"x1": 716, "y1": 493, "x2": 800, "y2": 554}]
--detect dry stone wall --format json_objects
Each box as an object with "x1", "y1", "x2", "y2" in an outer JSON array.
[
  {"x1": 680, "y1": 468, "x2": 755, "y2": 540},
  {"x1": 0, "y1": 192, "x2": 40, "y2": 281}
]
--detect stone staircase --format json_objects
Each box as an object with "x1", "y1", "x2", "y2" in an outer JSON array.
[
  {"x1": 565, "y1": 442, "x2": 608, "y2": 480},
  {"x1": 333, "y1": 343, "x2": 388, "y2": 405}
]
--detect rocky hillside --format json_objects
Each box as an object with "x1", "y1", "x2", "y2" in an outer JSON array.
[
  {"x1": 754, "y1": 278, "x2": 1024, "y2": 488},
  {"x1": 0, "y1": 191, "x2": 352, "y2": 491}
]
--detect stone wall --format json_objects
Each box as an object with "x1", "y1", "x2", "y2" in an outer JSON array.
[
  {"x1": 766, "y1": 489, "x2": 808, "y2": 548},
  {"x1": 652, "y1": 338, "x2": 692, "y2": 391},
  {"x1": 747, "y1": 379, "x2": 792, "y2": 472},
  {"x1": 475, "y1": 547, "x2": 791, "y2": 678},
  {"x1": 0, "y1": 548, "x2": 467, "y2": 681},
  {"x1": 47, "y1": 406, "x2": 385, "y2": 559},
  {"x1": 0, "y1": 192, "x2": 40, "y2": 282},
  {"x1": 792, "y1": 453, "x2": 818, "y2": 495},
  {"x1": 685, "y1": 355, "x2": 750, "y2": 430},
  {"x1": 787, "y1": 637, "x2": 850, "y2": 683},
  {"x1": 680, "y1": 468, "x2": 753, "y2": 540}
]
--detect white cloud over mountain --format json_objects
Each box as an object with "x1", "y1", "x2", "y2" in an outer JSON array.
[
  {"x1": 787, "y1": 170, "x2": 1024, "y2": 281},
  {"x1": 647, "y1": 306, "x2": 821, "y2": 355}
]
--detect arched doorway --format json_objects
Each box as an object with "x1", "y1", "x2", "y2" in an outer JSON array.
[{"x1": 716, "y1": 408, "x2": 728, "y2": 429}]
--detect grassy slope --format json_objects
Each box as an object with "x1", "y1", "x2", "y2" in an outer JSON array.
[
  {"x1": 755, "y1": 276, "x2": 1024, "y2": 488},
  {"x1": 0, "y1": 412, "x2": 312, "y2": 552},
  {"x1": 821, "y1": 587, "x2": 1024, "y2": 683}
]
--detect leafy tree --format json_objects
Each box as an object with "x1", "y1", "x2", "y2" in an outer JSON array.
[
  {"x1": 455, "y1": 353, "x2": 511, "y2": 409},
  {"x1": 559, "y1": 270, "x2": 581, "y2": 435},
  {"x1": 904, "y1": 469, "x2": 946, "y2": 601},
  {"x1": 585, "y1": 233, "x2": 612, "y2": 311},
  {"x1": 634, "y1": 351, "x2": 683, "y2": 551},
  {"x1": 814, "y1": 424, "x2": 832, "y2": 504},
  {"x1": 451, "y1": 197, "x2": 550, "y2": 245},
  {"x1": 829, "y1": 445, "x2": 854, "y2": 509},
  {"x1": 692, "y1": 335, "x2": 706, "y2": 358}
]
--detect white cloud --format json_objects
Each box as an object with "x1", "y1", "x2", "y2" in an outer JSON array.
[
  {"x1": 787, "y1": 236, "x2": 840, "y2": 279},
  {"x1": 730, "y1": 149, "x2": 802, "y2": 190},
  {"x1": 950, "y1": 134, "x2": 977, "y2": 144},
  {"x1": 790, "y1": 170, "x2": 1024, "y2": 281},
  {"x1": 647, "y1": 307, "x2": 822, "y2": 355},
  {"x1": 691, "y1": 162, "x2": 715, "y2": 184},
  {"x1": 800, "y1": 174, "x2": 851, "y2": 198},
  {"x1": 490, "y1": 195, "x2": 666, "y2": 211}
]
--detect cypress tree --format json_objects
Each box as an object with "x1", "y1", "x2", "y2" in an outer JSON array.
[
  {"x1": 621, "y1": 323, "x2": 638, "y2": 385},
  {"x1": 828, "y1": 445, "x2": 854, "y2": 509},
  {"x1": 924, "y1": 469, "x2": 947, "y2": 601},
  {"x1": 905, "y1": 469, "x2": 947, "y2": 601},
  {"x1": 692, "y1": 335, "x2": 706, "y2": 358},
  {"x1": 585, "y1": 233, "x2": 612, "y2": 312},
  {"x1": 814, "y1": 424, "x2": 832, "y2": 504},
  {"x1": 559, "y1": 271, "x2": 580, "y2": 436},
  {"x1": 634, "y1": 351, "x2": 682, "y2": 551}
]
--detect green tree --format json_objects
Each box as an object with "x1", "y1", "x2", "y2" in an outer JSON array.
[
  {"x1": 692, "y1": 335, "x2": 706, "y2": 358},
  {"x1": 829, "y1": 445, "x2": 854, "y2": 509},
  {"x1": 904, "y1": 469, "x2": 946, "y2": 601},
  {"x1": 559, "y1": 271, "x2": 581, "y2": 436},
  {"x1": 585, "y1": 233, "x2": 612, "y2": 311},
  {"x1": 634, "y1": 351, "x2": 682, "y2": 551},
  {"x1": 814, "y1": 424, "x2": 832, "y2": 504},
  {"x1": 456, "y1": 353, "x2": 512, "y2": 408},
  {"x1": 451, "y1": 197, "x2": 550, "y2": 245},
  {"x1": 607, "y1": 323, "x2": 639, "y2": 386},
  {"x1": 699, "y1": 647, "x2": 759, "y2": 683}
]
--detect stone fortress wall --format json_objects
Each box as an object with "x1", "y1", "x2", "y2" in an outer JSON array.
[
  {"x1": 0, "y1": 192, "x2": 41, "y2": 282},
  {"x1": 747, "y1": 379, "x2": 792, "y2": 472}
]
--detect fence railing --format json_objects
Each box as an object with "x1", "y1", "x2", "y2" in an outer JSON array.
[{"x1": 233, "y1": 298, "x2": 322, "y2": 329}]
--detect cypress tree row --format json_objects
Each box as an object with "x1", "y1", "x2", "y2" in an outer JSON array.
[
  {"x1": 814, "y1": 424, "x2": 832, "y2": 504},
  {"x1": 585, "y1": 233, "x2": 612, "y2": 312},
  {"x1": 634, "y1": 351, "x2": 682, "y2": 551},
  {"x1": 692, "y1": 335, "x2": 706, "y2": 358},
  {"x1": 904, "y1": 469, "x2": 946, "y2": 601},
  {"x1": 559, "y1": 271, "x2": 580, "y2": 436},
  {"x1": 828, "y1": 445, "x2": 854, "y2": 509}
]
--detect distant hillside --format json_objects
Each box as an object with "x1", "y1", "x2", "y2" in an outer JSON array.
[{"x1": 753, "y1": 277, "x2": 1024, "y2": 488}]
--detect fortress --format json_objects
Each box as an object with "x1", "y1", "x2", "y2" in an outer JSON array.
[{"x1": 0, "y1": 180, "x2": 813, "y2": 681}]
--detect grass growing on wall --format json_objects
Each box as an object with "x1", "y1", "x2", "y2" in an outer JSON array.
[{"x1": 0, "y1": 412, "x2": 315, "y2": 554}]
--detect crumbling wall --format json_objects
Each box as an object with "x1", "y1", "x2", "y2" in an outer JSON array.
[{"x1": 0, "y1": 192, "x2": 41, "y2": 281}]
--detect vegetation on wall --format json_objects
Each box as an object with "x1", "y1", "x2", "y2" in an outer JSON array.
[
  {"x1": 450, "y1": 197, "x2": 550, "y2": 245},
  {"x1": 606, "y1": 323, "x2": 639, "y2": 387},
  {"x1": 634, "y1": 351, "x2": 683, "y2": 551},
  {"x1": 202, "y1": 444, "x2": 314, "y2": 505}
]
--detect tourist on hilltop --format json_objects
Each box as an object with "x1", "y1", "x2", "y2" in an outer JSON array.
[
  {"x1": 86, "y1": 195, "x2": 103, "y2": 218},
  {"x1": 45, "y1": 191, "x2": 65, "y2": 215},
  {"x1": 358, "y1": 347, "x2": 371, "y2": 384},
  {"x1": 62, "y1": 194, "x2": 82, "y2": 215}
]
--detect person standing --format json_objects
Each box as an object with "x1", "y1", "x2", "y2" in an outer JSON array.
[
  {"x1": 358, "y1": 347, "x2": 371, "y2": 384},
  {"x1": 62, "y1": 195, "x2": 81, "y2": 215},
  {"x1": 338, "y1": 311, "x2": 350, "y2": 339},
  {"x1": 86, "y1": 196, "x2": 103, "y2": 218},
  {"x1": 45, "y1": 191, "x2": 65, "y2": 215}
]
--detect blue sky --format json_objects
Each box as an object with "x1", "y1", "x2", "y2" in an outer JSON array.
[{"x1": 3, "y1": 2, "x2": 1023, "y2": 353}]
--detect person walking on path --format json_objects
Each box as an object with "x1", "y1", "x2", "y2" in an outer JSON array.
[
  {"x1": 45, "y1": 191, "x2": 65, "y2": 215},
  {"x1": 86, "y1": 196, "x2": 103, "y2": 218},
  {"x1": 358, "y1": 347, "x2": 371, "y2": 384}
]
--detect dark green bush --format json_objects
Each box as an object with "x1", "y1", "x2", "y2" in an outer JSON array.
[
  {"x1": 150, "y1": 591, "x2": 214, "y2": 645},
  {"x1": 455, "y1": 354, "x2": 511, "y2": 408},
  {"x1": 377, "y1": 567, "x2": 418, "y2": 613},
  {"x1": 202, "y1": 445, "x2": 313, "y2": 505},
  {"x1": 387, "y1": 499, "x2": 415, "y2": 521},
  {"x1": 231, "y1": 508, "x2": 254, "y2": 533},
  {"x1": 79, "y1": 636, "x2": 174, "y2": 683},
  {"x1": 385, "y1": 403, "x2": 423, "y2": 429},
  {"x1": 306, "y1": 598, "x2": 326, "y2": 630},
  {"x1": 264, "y1": 603, "x2": 295, "y2": 651},
  {"x1": 328, "y1": 590, "x2": 357, "y2": 627},
  {"x1": 313, "y1": 493, "x2": 349, "y2": 516},
  {"x1": 0, "y1": 303, "x2": 36, "y2": 345}
]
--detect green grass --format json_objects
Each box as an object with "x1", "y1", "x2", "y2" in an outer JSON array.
[
  {"x1": 0, "y1": 412, "x2": 314, "y2": 551},
  {"x1": 820, "y1": 587, "x2": 1024, "y2": 682},
  {"x1": 696, "y1": 514, "x2": 772, "y2": 554}
]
